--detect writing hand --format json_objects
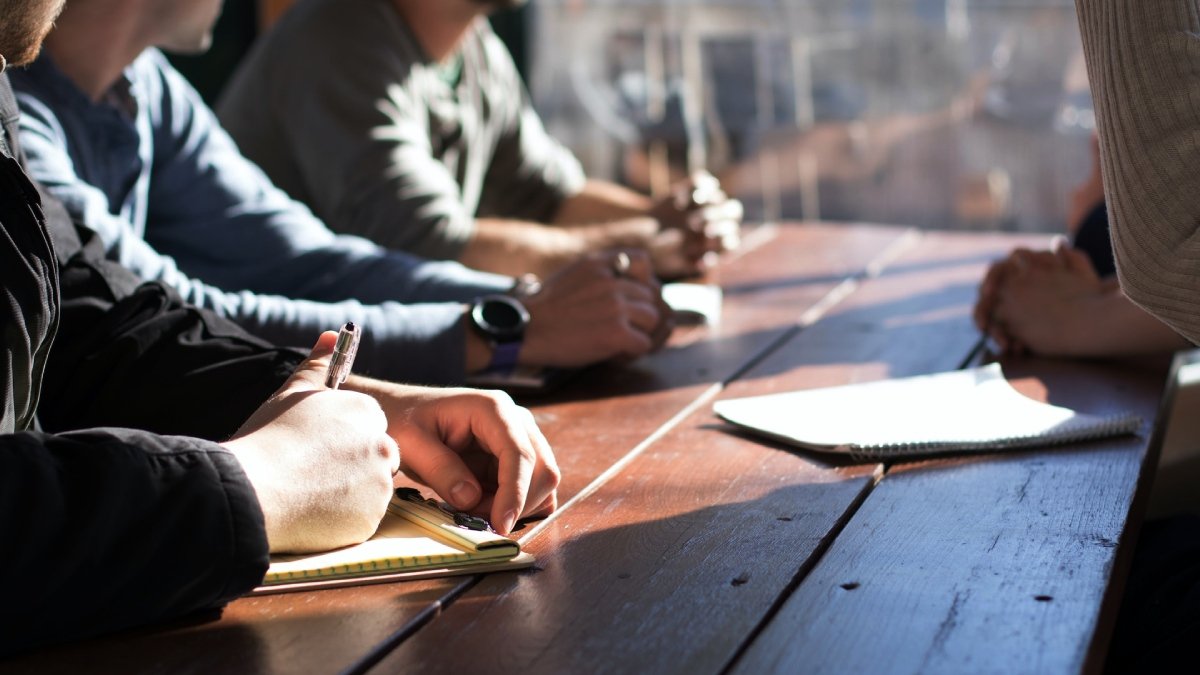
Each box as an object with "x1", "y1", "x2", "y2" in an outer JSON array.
[{"x1": 223, "y1": 332, "x2": 399, "y2": 553}]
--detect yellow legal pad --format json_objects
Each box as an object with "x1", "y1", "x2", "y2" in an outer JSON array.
[{"x1": 255, "y1": 489, "x2": 534, "y2": 594}]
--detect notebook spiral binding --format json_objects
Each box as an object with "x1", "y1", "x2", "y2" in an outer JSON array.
[{"x1": 847, "y1": 412, "x2": 1144, "y2": 463}]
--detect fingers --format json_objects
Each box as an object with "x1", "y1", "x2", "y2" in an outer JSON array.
[
  {"x1": 616, "y1": 248, "x2": 656, "y2": 285},
  {"x1": 393, "y1": 392, "x2": 561, "y2": 536},
  {"x1": 396, "y1": 426, "x2": 485, "y2": 512},
  {"x1": 649, "y1": 294, "x2": 676, "y2": 351},
  {"x1": 974, "y1": 260, "x2": 1008, "y2": 331},
  {"x1": 382, "y1": 434, "x2": 402, "y2": 480},
  {"x1": 1058, "y1": 245, "x2": 1100, "y2": 280},
  {"x1": 596, "y1": 255, "x2": 672, "y2": 354},
  {"x1": 482, "y1": 405, "x2": 560, "y2": 534},
  {"x1": 283, "y1": 330, "x2": 340, "y2": 393},
  {"x1": 617, "y1": 283, "x2": 663, "y2": 332}
]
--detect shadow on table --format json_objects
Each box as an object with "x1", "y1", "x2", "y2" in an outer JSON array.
[
  {"x1": 531, "y1": 279, "x2": 981, "y2": 406},
  {"x1": 2, "y1": 580, "x2": 462, "y2": 675},
  {"x1": 722, "y1": 251, "x2": 1000, "y2": 298}
]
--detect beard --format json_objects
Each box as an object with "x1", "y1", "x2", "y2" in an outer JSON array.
[{"x1": 0, "y1": 0, "x2": 64, "y2": 68}]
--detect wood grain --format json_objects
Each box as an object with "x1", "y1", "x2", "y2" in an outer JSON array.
[
  {"x1": 2, "y1": 223, "x2": 906, "y2": 673},
  {"x1": 733, "y1": 358, "x2": 1166, "y2": 675},
  {"x1": 369, "y1": 230, "x2": 1039, "y2": 674},
  {"x1": 525, "y1": 223, "x2": 913, "y2": 504}
]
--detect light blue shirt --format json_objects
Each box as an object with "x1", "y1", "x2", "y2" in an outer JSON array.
[{"x1": 12, "y1": 49, "x2": 514, "y2": 384}]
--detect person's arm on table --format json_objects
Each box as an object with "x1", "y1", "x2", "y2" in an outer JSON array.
[
  {"x1": 452, "y1": 175, "x2": 743, "y2": 279},
  {"x1": 218, "y1": 11, "x2": 738, "y2": 280},
  {"x1": 974, "y1": 245, "x2": 1189, "y2": 357},
  {"x1": 14, "y1": 76, "x2": 512, "y2": 385}
]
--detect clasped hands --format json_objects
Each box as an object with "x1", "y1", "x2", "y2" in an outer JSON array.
[
  {"x1": 973, "y1": 240, "x2": 1112, "y2": 356},
  {"x1": 648, "y1": 171, "x2": 744, "y2": 279}
]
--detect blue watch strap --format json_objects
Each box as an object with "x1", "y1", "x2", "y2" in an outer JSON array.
[{"x1": 486, "y1": 340, "x2": 522, "y2": 374}]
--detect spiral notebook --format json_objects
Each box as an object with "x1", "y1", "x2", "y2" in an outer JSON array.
[
  {"x1": 255, "y1": 488, "x2": 534, "y2": 594},
  {"x1": 713, "y1": 364, "x2": 1142, "y2": 462}
]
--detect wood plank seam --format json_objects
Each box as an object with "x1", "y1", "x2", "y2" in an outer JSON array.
[
  {"x1": 341, "y1": 578, "x2": 478, "y2": 675},
  {"x1": 351, "y1": 225, "x2": 924, "y2": 673},
  {"x1": 717, "y1": 465, "x2": 886, "y2": 675},
  {"x1": 517, "y1": 228, "x2": 924, "y2": 549}
]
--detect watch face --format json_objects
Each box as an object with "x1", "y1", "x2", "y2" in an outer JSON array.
[{"x1": 473, "y1": 295, "x2": 529, "y2": 341}]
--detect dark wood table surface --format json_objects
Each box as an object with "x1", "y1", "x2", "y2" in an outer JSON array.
[{"x1": 4, "y1": 222, "x2": 1169, "y2": 675}]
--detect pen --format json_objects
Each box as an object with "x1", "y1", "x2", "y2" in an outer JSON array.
[{"x1": 325, "y1": 322, "x2": 361, "y2": 389}]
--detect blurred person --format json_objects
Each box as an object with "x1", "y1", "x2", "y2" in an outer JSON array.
[
  {"x1": 1070, "y1": 2, "x2": 1200, "y2": 670},
  {"x1": 12, "y1": 0, "x2": 672, "y2": 388},
  {"x1": 0, "y1": 0, "x2": 558, "y2": 656},
  {"x1": 218, "y1": 0, "x2": 743, "y2": 280}
]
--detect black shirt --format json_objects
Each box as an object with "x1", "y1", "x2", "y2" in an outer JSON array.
[{"x1": 0, "y1": 72, "x2": 303, "y2": 657}]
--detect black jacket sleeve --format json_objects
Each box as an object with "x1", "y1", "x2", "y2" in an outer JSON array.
[
  {"x1": 37, "y1": 193, "x2": 305, "y2": 440},
  {"x1": 0, "y1": 427, "x2": 269, "y2": 657},
  {"x1": 0, "y1": 74, "x2": 283, "y2": 657}
]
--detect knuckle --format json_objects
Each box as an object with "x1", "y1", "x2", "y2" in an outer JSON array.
[
  {"x1": 481, "y1": 389, "x2": 515, "y2": 413},
  {"x1": 516, "y1": 443, "x2": 538, "y2": 467},
  {"x1": 544, "y1": 460, "x2": 563, "y2": 490},
  {"x1": 376, "y1": 436, "x2": 399, "y2": 464},
  {"x1": 599, "y1": 294, "x2": 623, "y2": 317}
]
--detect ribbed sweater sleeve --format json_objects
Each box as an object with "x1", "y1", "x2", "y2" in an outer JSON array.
[{"x1": 1076, "y1": 0, "x2": 1200, "y2": 344}]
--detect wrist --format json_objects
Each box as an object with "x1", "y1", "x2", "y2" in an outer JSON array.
[
  {"x1": 467, "y1": 294, "x2": 529, "y2": 373},
  {"x1": 578, "y1": 217, "x2": 658, "y2": 249},
  {"x1": 464, "y1": 309, "x2": 494, "y2": 373}
]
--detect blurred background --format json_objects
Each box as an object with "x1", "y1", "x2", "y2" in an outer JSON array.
[{"x1": 179, "y1": 0, "x2": 1094, "y2": 235}]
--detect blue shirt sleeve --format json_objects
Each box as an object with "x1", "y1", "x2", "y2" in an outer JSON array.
[{"x1": 14, "y1": 52, "x2": 515, "y2": 384}]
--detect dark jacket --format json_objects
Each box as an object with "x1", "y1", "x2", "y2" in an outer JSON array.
[{"x1": 0, "y1": 73, "x2": 303, "y2": 657}]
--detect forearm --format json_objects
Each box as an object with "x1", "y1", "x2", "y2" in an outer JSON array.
[
  {"x1": 1075, "y1": 0, "x2": 1200, "y2": 342},
  {"x1": 42, "y1": 230, "x2": 302, "y2": 439},
  {"x1": 464, "y1": 216, "x2": 657, "y2": 277},
  {"x1": 1070, "y1": 290, "x2": 1192, "y2": 357},
  {"x1": 552, "y1": 179, "x2": 654, "y2": 225},
  {"x1": 460, "y1": 218, "x2": 586, "y2": 277}
]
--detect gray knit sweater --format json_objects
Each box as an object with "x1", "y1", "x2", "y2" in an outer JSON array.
[{"x1": 1076, "y1": 0, "x2": 1200, "y2": 344}]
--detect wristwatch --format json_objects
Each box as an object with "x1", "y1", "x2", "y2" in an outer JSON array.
[{"x1": 469, "y1": 294, "x2": 530, "y2": 373}]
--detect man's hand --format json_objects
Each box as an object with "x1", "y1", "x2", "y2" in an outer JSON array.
[
  {"x1": 975, "y1": 244, "x2": 1108, "y2": 356},
  {"x1": 649, "y1": 172, "x2": 743, "y2": 278},
  {"x1": 519, "y1": 249, "x2": 674, "y2": 367},
  {"x1": 223, "y1": 332, "x2": 400, "y2": 553},
  {"x1": 346, "y1": 381, "x2": 561, "y2": 536}
]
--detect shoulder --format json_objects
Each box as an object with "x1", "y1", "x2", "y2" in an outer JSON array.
[
  {"x1": 228, "y1": 0, "x2": 419, "y2": 109},
  {"x1": 262, "y1": 0, "x2": 410, "y2": 66},
  {"x1": 9, "y1": 55, "x2": 77, "y2": 123},
  {"x1": 130, "y1": 48, "x2": 203, "y2": 108}
]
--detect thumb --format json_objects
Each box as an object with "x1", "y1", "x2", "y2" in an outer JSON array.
[{"x1": 283, "y1": 330, "x2": 340, "y2": 393}]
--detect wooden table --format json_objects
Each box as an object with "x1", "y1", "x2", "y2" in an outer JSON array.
[{"x1": 4, "y1": 222, "x2": 1168, "y2": 674}]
